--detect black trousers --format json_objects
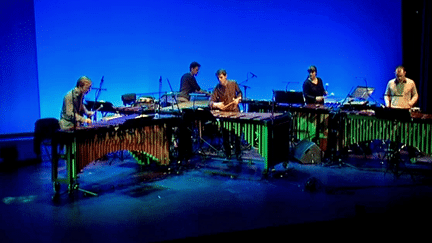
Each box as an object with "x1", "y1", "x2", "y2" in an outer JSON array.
[{"x1": 222, "y1": 128, "x2": 241, "y2": 158}]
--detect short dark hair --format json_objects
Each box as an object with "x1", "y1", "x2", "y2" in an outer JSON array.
[
  {"x1": 215, "y1": 69, "x2": 227, "y2": 77},
  {"x1": 189, "y1": 62, "x2": 201, "y2": 70},
  {"x1": 307, "y1": 65, "x2": 317, "y2": 73}
]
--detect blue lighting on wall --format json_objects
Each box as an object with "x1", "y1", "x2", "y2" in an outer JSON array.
[{"x1": 1, "y1": 0, "x2": 402, "y2": 134}]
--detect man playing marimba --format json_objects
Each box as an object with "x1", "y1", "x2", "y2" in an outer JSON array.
[
  {"x1": 210, "y1": 69, "x2": 243, "y2": 160},
  {"x1": 384, "y1": 66, "x2": 418, "y2": 109},
  {"x1": 210, "y1": 69, "x2": 242, "y2": 112},
  {"x1": 59, "y1": 76, "x2": 94, "y2": 130}
]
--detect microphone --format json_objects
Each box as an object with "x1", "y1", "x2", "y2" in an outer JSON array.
[{"x1": 250, "y1": 72, "x2": 257, "y2": 78}]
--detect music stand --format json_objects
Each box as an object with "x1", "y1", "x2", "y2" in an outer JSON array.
[
  {"x1": 343, "y1": 86, "x2": 375, "y2": 109},
  {"x1": 374, "y1": 107, "x2": 411, "y2": 122},
  {"x1": 345, "y1": 86, "x2": 374, "y2": 104},
  {"x1": 273, "y1": 90, "x2": 305, "y2": 106},
  {"x1": 349, "y1": 86, "x2": 375, "y2": 99}
]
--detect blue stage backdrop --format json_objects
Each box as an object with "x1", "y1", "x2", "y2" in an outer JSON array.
[
  {"x1": 2, "y1": 0, "x2": 402, "y2": 134},
  {"x1": 0, "y1": 0, "x2": 39, "y2": 135}
]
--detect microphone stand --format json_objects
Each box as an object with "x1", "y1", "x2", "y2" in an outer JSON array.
[
  {"x1": 238, "y1": 72, "x2": 249, "y2": 98},
  {"x1": 158, "y1": 76, "x2": 162, "y2": 113},
  {"x1": 238, "y1": 84, "x2": 251, "y2": 99},
  {"x1": 91, "y1": 76, "x2": 107, "y2": 121},
  {"x1": 284, "y1": 82, "x2": 299, "y2": 92},
  {"x1": 339, "y1": 86, "x2": 355, "y2": 111},
  {"x1": 238, "y1": 71, "x2": 258, "y2": 99},
  {"x1": 238, "y1": 83, "x2": 251, "y2": 112},
  {"x1": 238, "y1": 72, "x2": 256, "y2": 111}
]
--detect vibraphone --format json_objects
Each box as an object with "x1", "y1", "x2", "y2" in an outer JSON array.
[
  {"x1": 243, "y1": 100, "x2": 432, "y2": 158},
  {"x1": 342, "y1": 111, "x2": 432, "y2": 156},
  {"x1": 160, "y1": 100, "x2": 210, "y2": 112},
  {"x1": 210, "y1": 111, "x2": 292, "y2": 172},
  {"x1": 51, "y1": 114, "x2": 178, "y2": 193}
]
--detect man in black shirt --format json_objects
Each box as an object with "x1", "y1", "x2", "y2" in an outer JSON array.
[{"x1": 178, "y1": 61, "x2": 209, "y2": 102}]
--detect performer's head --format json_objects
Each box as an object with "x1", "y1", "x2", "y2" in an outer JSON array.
[
  {"x1": 307, "y1": 65, "x2": 317, "y2": 79},
  {"x1": 395, "y1": 66, "x2": 406, "y2": 82},
  {"x1": 216, "y1": 69, "x2": 228, "y2": 86},
  {"x1": 76, "y1": 76, "x2": 92, "y2": 95},
  {"x1": 189, "y1": 62, "x2": 201, "y2": 76}
]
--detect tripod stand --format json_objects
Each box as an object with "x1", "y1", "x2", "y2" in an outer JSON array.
[
  {"x1": 190, "y1": 109, "x2": 225, "y2": 159},
  {"x1": 375, "y1": 109, "x2": 414, "y2": 179},
  {"x1": 322, "y1": 109, "x2": 357, "y2": 168}
]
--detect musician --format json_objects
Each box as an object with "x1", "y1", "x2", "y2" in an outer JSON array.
[
  {"x1": 210, "y1": 69, "x2": 242, "y2": 112},
  {"x1": 302, "y1": 65, "x2": 327, "y2": 105},
  {"x1": 59, "y1": 76, "x2": 94, "y2": 130},
  {"x1": 210, "y1": 69, "x2": 243, "y2": 160},
  {"x1": 178, "y1": 61, "x2": 209, "y2": 102},
  {"x1": 384, "y1": 66, "x2": 418, "y2": 109}
]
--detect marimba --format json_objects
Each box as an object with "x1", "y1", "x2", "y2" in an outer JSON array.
[
  {"x1": 51, "y1": 114, "x2": 178, "y2": 193},
  {"x1": 210, "y1": 111, "x2": 292, "y2": 172},
  {"x1": 342, "y1": 110, "x2": 432, "y2": 156}
]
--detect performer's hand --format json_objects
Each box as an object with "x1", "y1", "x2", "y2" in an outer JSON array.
[
  {"x1": 87, "y1": 111, "x2": 95, "y2": 117},
  {"x1": 213, "y1": 102, "x2": 225, "y2": 110},
  {"x1": 233, "y1": 97, "x2": 242, "y2": 105},
  {"x1": 316, "y1": 96, "x2": 324, "y2": 102},
  {"x1": 84, "y1": 118, "x2": 92, "y2": 124}
]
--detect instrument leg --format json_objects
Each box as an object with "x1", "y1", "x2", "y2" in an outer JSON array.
[
  {"x1": 77, "y1": 188, "x2": 98, "y2": 197},
  {"x1": 67, "y1": 183, "x2": 98, "y2": 197}
]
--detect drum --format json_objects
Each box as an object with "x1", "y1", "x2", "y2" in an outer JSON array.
[
  {"x1": 160, "y1": 92, "x2": 178, "y2": 107},
  {"x1": 134, "y1": 96, "x2": 155, "y2": 110}
]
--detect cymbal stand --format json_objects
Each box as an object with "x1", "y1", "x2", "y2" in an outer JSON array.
[
  {"x1": 323, "y1": 104, "x2": 356, "y2": 168},
  {"x1": 194, "y1": 119, "x2": 223, "y2": 159},
  {"x1": 186, "y1": 107, "x2": 223, "y2": 159}
]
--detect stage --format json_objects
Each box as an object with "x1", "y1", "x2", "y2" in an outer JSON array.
[{"x1": 1, "y1": 147, "x2": 432, "y2": 242}]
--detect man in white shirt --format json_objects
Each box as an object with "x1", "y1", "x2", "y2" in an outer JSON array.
[{"x1": 384, "y1": 66, "x2": 418, "y2": 109}]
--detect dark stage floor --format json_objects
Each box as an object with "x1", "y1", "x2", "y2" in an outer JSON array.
[{"x1": 1, "y1": 147, "x2": 432, "y2": 242}]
